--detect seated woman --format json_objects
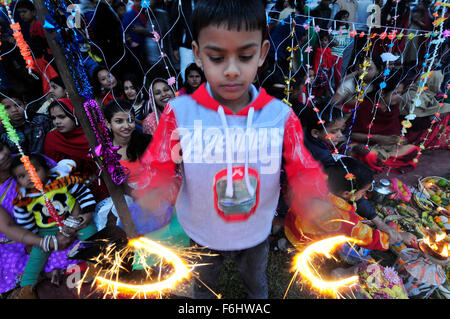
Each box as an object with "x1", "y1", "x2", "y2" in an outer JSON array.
[
  {"x1": 401, "y1": 69, "x2": 450, "y2": 150},
  {"x1": 331, "y1": 54, "x2": 384, "y2": 114},
  {"x1": 43, "y1": 98, "x2": 108, "y2": 201},
  {"x1": 142, "y1": 78, "x2": 176, "y2": 136},
  {"x1": 122, "y1": 73, "x2": 150, "y2": 128},
  {"x1": 0, "y1": 143, "x2": 82, "y2": 298},
  {"x1": 91, "y1": 66, "x2": 123, "y2": 106},
  {"x1": 348, "y1": 72, "x2": 421, "y2": 174},
  {"x1": 177, "y1": 63, "x2": 206, "y2": 96}
]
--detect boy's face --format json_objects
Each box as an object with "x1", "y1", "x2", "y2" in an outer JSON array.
[
  {"x1": 13, "y1": 161, "x2": 48, "y2": 190},
  {"x1": 320, "y1": 36, "x2": 330, "y2": 47},
  {"x1": 17, "y1": 8, "x2": 36, "y2": 23},
  {"x1": 192, "y1": 24, "x2": 270, "y2": 111},
  {"x1": 312, "y1": 117, "x2": 346, "y2": 147},
  {"x1": 0, "y1": 98, "x2": 25, "y2": 126}
]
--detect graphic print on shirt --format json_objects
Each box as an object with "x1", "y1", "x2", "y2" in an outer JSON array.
[
  {"x1": 29, "y1": 190, "x2": 75, "y2": 228},
  {"x1": 213, "y1": 166, "x2": 259, "y2": 222}
]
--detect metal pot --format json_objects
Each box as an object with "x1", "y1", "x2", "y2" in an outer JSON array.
[{"x1": 372, "y1": 179, "x2": 393, "y2": 203}]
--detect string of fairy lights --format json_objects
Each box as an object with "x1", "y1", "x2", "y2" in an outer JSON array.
[
  {"x1": 0, "y1": 0, "x2": 447, "y2": 299},
  {"x1": 0, "y1": 0, "x2": 446, "y2": 202}
]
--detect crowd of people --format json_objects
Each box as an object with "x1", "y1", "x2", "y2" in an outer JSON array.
[{"x1": 0, "y1": 0, "x2": 448, "y2": 299}]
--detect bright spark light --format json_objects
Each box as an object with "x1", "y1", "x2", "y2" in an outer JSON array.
[
  {"x1": 288, "y1": 236, "x2": 360, "y2": 298},
  {"x1": 93, "y1": 237, "x2": 192, "y2": 297}
]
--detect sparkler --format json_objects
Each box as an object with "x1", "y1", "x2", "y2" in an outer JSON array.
[
  {"x1": 286, "y1": 236, "x2": 360, "y2": 298},
  {"x1": 90, "y1": 237, "x2": 192, "y2": 298}
]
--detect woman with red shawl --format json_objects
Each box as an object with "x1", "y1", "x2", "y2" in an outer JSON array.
[{"x1": 43, "y1": 98, "x2": 108, "y2": 201}]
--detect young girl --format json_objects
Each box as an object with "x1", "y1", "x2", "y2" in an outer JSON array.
[
  {"x1": 98, "y1": 98, "x2": 188, "y2": 253},
  {"x1": 142, "y1": 78, "x2": 176, "y2": 136},
  {"x1": 312, "y1": 31, "x2": 335, "y2": 98},
  {"x1": 36, "y1": 77, "x2": 68, "y2": 115},
  {"x1": 91, "y1": 66, "x2": 123, "y2": 106},
  {"x1": 177, "y1": 63, "x2": 206, "y2": 96},
  {"x1": 122, "y1": 73, "x2": 150, "y2": 128},
  {"x1": 97, "y1": 98, "x2": 167, "y2": 233},
  {"x1": 11, "y1": 154, "x2": 97, "y2": 291},
  {"x1": 103, "y1": 98, "x2": 151, "y2": 191}
]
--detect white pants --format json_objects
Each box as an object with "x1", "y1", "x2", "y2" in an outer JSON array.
[{"x1": 179, "y1": 46, "x2": 195, "y2": 83}]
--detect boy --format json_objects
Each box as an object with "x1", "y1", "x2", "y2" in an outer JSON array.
[
  {"x1": 312, "y1": 31, "x2": 335, "y2": 98},
  {"x1": 11, "y1": 154, "x2": 97, "y2": 295},
  {"x1": 137, "y1": 0, "x2": 329, "y2": 299},
  {"x1": 0, "y1": 89, "x2": 53, "y2": 154},
  {"x1": 285, "y1": 157, "x2": 416, "y2": 252}
]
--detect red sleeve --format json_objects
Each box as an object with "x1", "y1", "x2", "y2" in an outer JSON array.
[
  {"x1": 282, "y1": 110, "x2": 329, "y2": 207},
  {"x1": 30, "y1": 20, "x2": 46, "y2": 39},
  {"x1": 137, "y1": 103, "x2": 180, "y2": 197},
  {"x1": 347, "y1": 217, "x2": 390, "y2": 251}
]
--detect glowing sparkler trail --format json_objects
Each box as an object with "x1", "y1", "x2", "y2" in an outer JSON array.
[
  {"x1": 292, "y1": 236, "x2": 360, "y2": 297},
  {"x1": 94, "y1": 237, "x2": 191, "y2": 295}
]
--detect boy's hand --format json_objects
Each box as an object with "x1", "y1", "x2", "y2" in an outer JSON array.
[
  {"x1": 385, "y1": 227, "x2": 402, "y2": 244},
  {"x1": 400, "y1": 232, "x2": 417, "y2": 247}
]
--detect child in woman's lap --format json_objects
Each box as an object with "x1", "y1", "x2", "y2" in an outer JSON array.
[{"x1": 11, "y1": 154, "x2": 97, "y2": 288}]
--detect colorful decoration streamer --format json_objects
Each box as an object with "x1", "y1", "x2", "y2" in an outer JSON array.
[{"x1": 1, "y1": 1, "x2": 35, "y2": 74}]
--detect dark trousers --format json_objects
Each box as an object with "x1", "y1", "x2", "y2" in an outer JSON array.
[{"x1": 191, "y1": 238, "x2": 269, "y2": 299}]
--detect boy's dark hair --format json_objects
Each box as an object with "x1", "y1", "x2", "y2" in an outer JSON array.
[
  {"x1": 103, "y1": 98, "x2": 152, "y2": 162},
  {"x1": 301, "y1": 103, "x2": 346, "y2": 133},
  {"x1": 10, "y1": 153, "x2": 50, "y2": 177},
  {"x1": 318, "y1": 30, "x2": 331, "y2": 42},
  {"x1": 50, "y1": 76, "x2": 66, "y2": 89},
  {"x1": 15, "y1": 0, "x2": 36, "y2": 11},
  {"x1": 191, "y1": 0, "x2": 267, "y2": 42},
  {"x1": 0, "y1": 88, "x2": 26, "y2": 104},
  {"x1": 326, "y1": 157, "x2": 374, "y2": 194}
]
